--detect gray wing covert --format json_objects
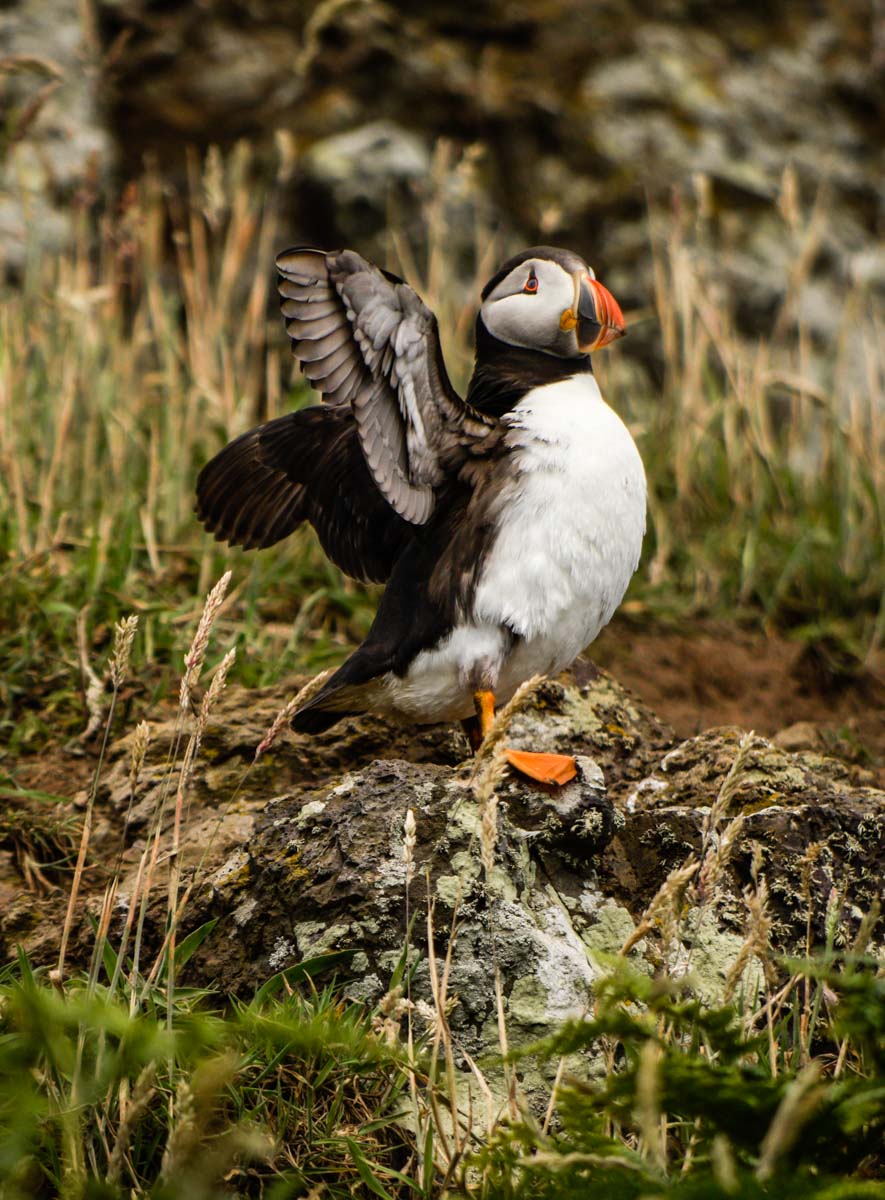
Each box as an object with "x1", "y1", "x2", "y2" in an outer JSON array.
[{"x1": 276, "y1": 247, "x2": 495, "y2": 525}]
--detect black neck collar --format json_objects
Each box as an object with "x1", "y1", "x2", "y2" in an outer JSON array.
[{"x1": 466, "y1": 316, "x2": 593, "y2": 419}]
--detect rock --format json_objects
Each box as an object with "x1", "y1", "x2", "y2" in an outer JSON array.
[
  {"x1": 204, "y1": 752, "x2": 618, "y2": 1058},
  {"x1": 91, "y1": 1, "x2": 885, "y2": 357},
  {"x1": 304, "y1": 120, "x2": 430, "y2": 203},
  {"x1": 0, "y1": 0, "x2": 111, "y2": 273},
  {"x1": 3, "y1": 666, "x2": 882, "y2": 1070}
]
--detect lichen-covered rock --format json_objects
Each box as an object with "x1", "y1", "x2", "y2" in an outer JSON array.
[
  {"x1": 3, "y1": 665, "x2": 882, "y2": 1069},
  {"x1": 601, "y1": 727, "x2": 884, "y2": 955},
  {"x1": 198, "y1": 752, "x2": 619, "y2": 1058}
]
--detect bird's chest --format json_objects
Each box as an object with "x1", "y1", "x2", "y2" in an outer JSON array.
[{"x1": 473, "y1": 378, "x2": 647, "y2": 647}]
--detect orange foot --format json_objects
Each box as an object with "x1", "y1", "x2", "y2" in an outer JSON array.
[
  {"x1": 472, "y1": 689, "x2": 578, "y2": 787},
  {"x1": 503, "y1": 748, "x2": 578, "y2": 787}
]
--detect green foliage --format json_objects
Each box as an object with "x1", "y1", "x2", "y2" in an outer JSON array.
[
  {"x1": 0, "y1": 957, "x2": 415, "y2": 1200},
  {"x1": 471, "y1": 957, "x2": 885, "y2": 1198},
  {"x1": 1, "y1": 951, "x2": 881, "y2": 1198}
]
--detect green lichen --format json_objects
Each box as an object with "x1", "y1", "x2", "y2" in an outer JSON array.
[
  {"x1": 582, "y1": 902, "x2": 637, "y2": 956},
  {"x1": 683, "y1": 907, "x2": 764, "y2": 1006},
  {"x1": 293, "y1": 920, "x2": 351, "y2": 956},
  {"x1": 507, "y1": 975, "x2": 551, "y2": 1029},
  {"x1": 436, "y1": 874, "x2": 464, "y2": 908}
]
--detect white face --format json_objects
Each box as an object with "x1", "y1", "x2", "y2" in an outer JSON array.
[{"x1": 480, "y1": 257, "x2": 596, "y2": 358}]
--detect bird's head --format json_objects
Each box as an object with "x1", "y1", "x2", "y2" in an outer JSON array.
[{"x1": 479, "y1": 246, "x2": 625, "y2": 359}]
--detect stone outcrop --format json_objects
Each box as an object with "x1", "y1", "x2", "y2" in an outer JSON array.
[
  {"x1": 0, "y1": 0, "x2": 110, "y2": 272},
  {"x1": 5, "y1": 667, "x2": 880, "y2": 1066}
]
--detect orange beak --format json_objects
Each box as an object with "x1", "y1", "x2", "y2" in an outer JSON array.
[{"x1": 561, "y1": 272, "x2": 626, "y2": 352}]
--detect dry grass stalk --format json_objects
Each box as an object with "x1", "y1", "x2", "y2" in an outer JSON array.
[
  {"x1": 59, "y1": 612, "x2": 142, "y2": 980},
  {"x1": 179, "y1": 570, "x2": 232, "y2": 712},
  {"x1": 479, "y1": 791, "x2": 499, "y2": 879},
  {"x1": 755, "y1": 1063, "x2": 826, "y2": 1182},
  {"x1": 106, "y1": 1063, "x2": 157, "y2": 1185},
  {"x1": 635, "y1": 1039, "x2": 666, "y2": 1172},
  {"x1": 725, "y1": 869, "x2": 776, "y2": 1000},
  {"x1": 424, "y1": 891, "x2": 468, "y2": 1168},
  {"x1": 401, "y1": 807, "x2": 421, "y2": 1179},
  {"x1": 154, "y1": 644, "x2": 237, "y2": 1004},
  {"x1": 698, "y1": 812, "x2": 748, "y2": 901},
  {"x1": 703, "y1": 731, "x2": 756, "y2": 840},
  {"x1": 619, "y1": 860, "x2": 700, "y2": 958},
  {"x1": 254, "y1": 668, "x2": 334, "y2": 759},
  {"x1": 799, "y1": 842, "x2": 823, "y2": 1062},
  {"x1": 698, "y1": 732, "x2": 757, "y2": 889},
  {"x1": 192, "y1": 646, "x2": 236, "y2": 754},
  {"x1": 160, "y1": 1079, "x2": 197, "y2": 1181},
  {"x1": 711, "y1": 1133, "x2": 739, "y2": 1193},
  {"x1": 725, "y1": 845, "x2": 779, "y2": 1075}
]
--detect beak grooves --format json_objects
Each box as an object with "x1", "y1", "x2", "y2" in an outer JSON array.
[{"x1": 579, "y1": 276, "x2": 626, "y2": 351}]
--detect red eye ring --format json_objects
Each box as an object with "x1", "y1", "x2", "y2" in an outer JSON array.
[{"x1": 524, "y1": 273, "x2": 539, "y2": 294}]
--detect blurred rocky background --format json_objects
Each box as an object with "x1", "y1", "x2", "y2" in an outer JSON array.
[{"x1": 3, "y1": 0, "x2": 884, "y2": 370}]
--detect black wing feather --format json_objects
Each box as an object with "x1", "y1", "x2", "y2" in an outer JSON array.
[{"x1": 196, "y1": 406, "x2": 414, "y2": 583}]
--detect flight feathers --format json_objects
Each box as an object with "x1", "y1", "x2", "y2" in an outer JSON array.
[
  {"x1": 276, "y1": 246, "x2": 495, "y2": 525},
  {"x1": 195, "y1": 406, "x2": 414, "y2": 582}
]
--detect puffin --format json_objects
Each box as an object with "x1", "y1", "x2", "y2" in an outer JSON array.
[{"x1": 196, "y1": 245, "x2": 646, "y2": 786}]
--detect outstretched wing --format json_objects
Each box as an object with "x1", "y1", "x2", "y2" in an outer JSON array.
[
  {"x1": 276, "y1": 247, "x2": 496, "y2": 524},
  {"x1": 195, "y1": 405, "x2": 415, "y2": 583}
]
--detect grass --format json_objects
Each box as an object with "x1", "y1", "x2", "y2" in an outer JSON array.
[
  {"x1": 0, "y1": 140, "x2": 883, "y2": 1194},
  {"x1": 0, "y1": 557, "x2": 881, "y2": 1196},
  {"x1": 1, "y1": 145, "x2": 882, "y2": 760}
]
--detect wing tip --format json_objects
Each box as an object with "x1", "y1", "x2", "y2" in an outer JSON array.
[{"x1": 276, "y1": 246, "x2": 332, "y2": 278}]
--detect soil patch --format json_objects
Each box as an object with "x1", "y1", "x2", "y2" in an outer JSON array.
[{"x1": 592, "y1": 618, "x2": 884, "y2": 781}]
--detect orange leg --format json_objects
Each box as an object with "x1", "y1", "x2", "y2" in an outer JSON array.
[
  {"x1": 472, "y1": 689, "x2": 578, "y2": 787},
  {"x1": 473, "y1": 689, "x2": 496, "y2": 738}
]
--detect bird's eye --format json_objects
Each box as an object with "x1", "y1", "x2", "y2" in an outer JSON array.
[{"x1": 523, "y1": 272, "x2": 539, "y2": 294}]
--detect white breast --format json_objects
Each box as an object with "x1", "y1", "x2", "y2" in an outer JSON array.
[
  {"x1": 474, "y1": 373, "x2": 646, "y2": 657},
  {"x1": 379, "y1": 373, "x2": 646, "y2": 723}
]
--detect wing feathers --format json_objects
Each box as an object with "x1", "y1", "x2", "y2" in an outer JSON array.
[
  {"x1": 276, "y1": 246, "x2": 497, "y2": 525},
  {"x1": 196, "y1": 423, "x2": 309, "y2": 552},
  {"x1": 284, "y1": 312, "x2": 345, "y2": 340},
  {"x1": 196, "y1": 406, "x2": 415, "y2": 581}
]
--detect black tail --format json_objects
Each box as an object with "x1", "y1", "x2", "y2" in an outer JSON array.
[
  {"x1": 289, "y1": 659, "x2": 364, "y2": 734},
  {"x1": 290, "y1": 703, "x2": 349, "y2": 734}
]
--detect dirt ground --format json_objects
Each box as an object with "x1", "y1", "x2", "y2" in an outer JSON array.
[
  {"x1": 592, "y1": 618, "x2": 884, "y2": 781},
  {"x1": 7, "y1": 619, "x2": 884, "y2": 802}
]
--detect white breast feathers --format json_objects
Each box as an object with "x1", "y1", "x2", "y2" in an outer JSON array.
[{"x1": 472, "y1": 373, "x2": 647, "y2": 654}]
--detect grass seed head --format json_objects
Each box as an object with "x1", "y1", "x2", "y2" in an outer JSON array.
[
  {"x1": 403, "y1": 807, "x2": 417, "y2": 883},
  {"x1": 128, "y1": 719, "x2": 151, "y2": 790},
  {"x1": 179, "y1": 571, "x2": 232, "y2": 711},
  {"x1": 255, "y1": 668, "x2": 334, "y2": 759},
  {"x1": 109, "y1": 614, "x2": 139, "y2": 689}
]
